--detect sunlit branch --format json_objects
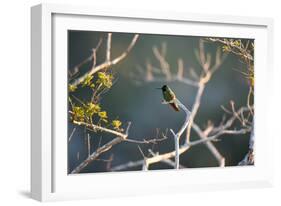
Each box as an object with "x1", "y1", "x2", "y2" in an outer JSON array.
[
  {"x1": 70, "y1": 34, "x2": 139, "y2": 87},
  {"x1": 69, "y1": 38, "x2": 103, "y2": 80},
  {"x1": 111, "y1": 105, "x2": 251, "y2": 171},
  {"x1": 70, "y1": 122, "x2": 132, "y2": 174},
  {"x1": 169, "y1": 99, "x2": 191, "y2": 169}
]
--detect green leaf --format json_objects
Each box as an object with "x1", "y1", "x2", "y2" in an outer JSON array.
[
  {"x1": 69, "y1": 84, "x2": 77, "y2": 92},
  {"x1": 97, "y1": 72, "x2": 113, "y2": 88},
  {"x1": 72, "y1": 106, "x2": 85, "y2": 121},
  {"x1": 222, "y1": 45, "x2": 230, "y2": 52},
  {"x1": 112, "y1": 119, "x2": 122, "y2": 129},
  {"x1": 98, "y1": 111, "x2": 108, "y2": 119},
  {"x1": 82, "y1": 74, "x2": 94, "y2": 87},
  {"x1": 85, "y1": 103, "x2": 101, "y2": 117}
]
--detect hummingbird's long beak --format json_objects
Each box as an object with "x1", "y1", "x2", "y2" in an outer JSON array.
[{"x1": 155, "y1": 87, "x2": 162, "y2": 90}]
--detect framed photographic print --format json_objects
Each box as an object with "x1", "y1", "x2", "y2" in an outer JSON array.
[{"x1": 31, "y1": 3, "x2": 274, "y2": 201}]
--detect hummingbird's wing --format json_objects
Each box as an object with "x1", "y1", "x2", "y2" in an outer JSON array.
[
  {"x1": 166, "y1": 87, "x2": 176, "y2": 100},
  {"x1": 166, "y1": 88, "x2": 179, "y2": 111}
]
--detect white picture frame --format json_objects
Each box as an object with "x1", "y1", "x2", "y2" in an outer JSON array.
[{"x1": 31, "y1": 3, "x2": 274, "y2": 202}]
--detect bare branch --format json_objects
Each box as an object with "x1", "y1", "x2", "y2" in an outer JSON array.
[
  {"x1": 70, "y1": 122, "x2": 132, "y2": 174},
  {"x1": 177, "y1": 58, "x2": 184, "y2": 80},
  {"x1": 247, "y1": 86, "x2": 254, "y2": 115},
  {"x1": 71, "y1": 136, "x2": 124, "y2": 174},
  {"x1": 173, "y1": 99, "x2": 191, "y2": 138},
  {"x1": 143, "y1": 75, "x2": 199, "y2": 87},
  {"x1": 148, "y1": 150, "x2": 185, "y2": 169},
  {"x1": 185, "y1": 40, "x2": 226, "y2": 144},
  {"x1": 136, "y1": 44, "x2": 199, "y2": 87},
  {"x1": 69, "y1": 38, "x2": 103, "y2": 80},
  {"x1": 68, "y1": 127, "x2": 77, "y2": 142},
  {"x1": 111, "y1": 160, "x2": 144, "y2": 171},
  {"x1": 106, "y1": 33, "x2": 112, "y2": 62},
  {"x1": 153, "y1": 46, "x2": 172, "y2": 80},
  {"x1": 192, "y1": 123, "x2": 225, "y2": 167},
  {"x1": 73, "y1": 120, "x2": 128, "y2": 139},
  {"x1": 117, "y1": 106, "x2": 251, "y2": 169},
  {"x1": 208, "y1": 38, "x2": 253, "y2": 61},
  {"x1": 125, "y1": 135, "x2": 167, "y2": 144},
  {"x1": 87, "y1": 133, "x2": 91, "y2": 157},
  {"x1": 189, "y1": 128, "x2": 251, "y2": 147},
  {"x1": 185, "y1": 83, "x2": 205, "y2": 144},
  {"x1": 239, "y1": 124, "x2": 254, "y2": 166},
  {"x1": 149, "y1": 99, "x2": 191, "y2": 169},
  {"x1": 170, "y1": 129, "x2": 180, "y2": 169},
  {"x1": 137, "y1": 146, "x2": 148, "y2": 171},
  {"x1": 145, "y1": 60, "x2": 153, "y2": 81},
  {"x1": 111, "y1": 149, "x2": 185, "y2": 171},
  {"x1": 70, "y1": 34, "x2": 139, "y2": 87}
]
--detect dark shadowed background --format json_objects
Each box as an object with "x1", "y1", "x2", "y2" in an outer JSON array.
[{"x1": 68, "y1": 30, "x2": 253, "y2": 174}]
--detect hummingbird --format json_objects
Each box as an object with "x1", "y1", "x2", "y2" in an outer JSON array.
[{"x1": 157, "y1": 85, "x2": 180, "y2": 112}]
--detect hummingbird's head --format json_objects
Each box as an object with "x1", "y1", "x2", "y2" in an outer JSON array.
[
  {"x1": 156, "y1": 85, "x2": 168, "y2": 91},
  {"x1": 161, "y1": 85, "x2": 168, "y2": 91}
]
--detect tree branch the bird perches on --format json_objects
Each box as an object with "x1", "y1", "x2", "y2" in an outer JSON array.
[
  {"x1": 170, "y1": 99, "x2": 190, "y2": 169},
  {"x1": 162, "y1": 99, "x2": 191, "y2": 169},
  {"x1": 111, "y1": 105, "x2": 251, "y2": 171}
]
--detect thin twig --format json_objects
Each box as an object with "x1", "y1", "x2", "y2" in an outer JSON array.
[
  {"x1": 125, "y1": 135, "x2": 167, "y2": 144},
  {"x1": 192, "y1": 123, "x2": 225, "y2": 167},
  {"x1": 106, "y1": 33, "x2": 112, "y2": 62},
  {"x1": 71, "y1": 136, "x2": 123, "y2": 174},
  {"x1": 111, "y1": 149, "x2": 185, "y2": 171},
  {"x1": 171, "y1": 129, "x2": 180, "y2": 169},
  {"x1": 73, "y1": 120, "x2": 129, "y2": 139},
  {"x1": 208, "y1": 38, "x2": 253, "y2": 61},
  {"x1": 111, "y1": 160, "x2": 144, "y2": 171},
  {"x1": 68, "y1": 127, "x2": 77, "y2": 142},
  {"x1": 69, "y1": 38, "x2": 103, "y2": 79},
  {"x1": 70, "y1": 122, "x2": 132, "y2": 174},
  {"x1": 87, "y1": 133, "x2": 91, "y2": 157},
  {"x1": 185, "y1": 84, "x2": 205, "y2": 144},
  {"x1": 70, "y1": 34, "x2": 139, "y2": 87},
  {"x1": 153, "y1": 46, "x2": 171, "y2": 80}
]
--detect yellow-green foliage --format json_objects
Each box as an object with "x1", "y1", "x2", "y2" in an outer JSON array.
[
  {"x1": 69, "y1": 84, "x2": 77, "y2": 92},
  {"x1": 222, "y1": 45, "x2": 231, "y2": 52},
  {"x1": 97, "y1": 72, "x2": 113, "y2": 88},
  {"x1": 232, "y1": 40, "x2": 241, "y2": 47},
  {"x1": 72, "y1": 106, "x2": 85, "y2": 121},
  {"x1": 112, "y1": 119, "x2": 122, "y2": 130},
  {"x1": 85, "y1": 102, "x2": 101, "y2": 118},
  {"x1": 217, "y1": 38, "x2": 254, "y2": 88},
  {"x1": 98, "y1": 111, "x2": 108, "y2": 123},
  {"x1": 69, "y1": 70, "x2": 123, "y2": 132},
  {"x1": 82, "y1": 74, "x2": 94, "y2": 87}
]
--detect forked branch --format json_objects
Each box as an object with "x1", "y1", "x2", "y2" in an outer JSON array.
[{"x1": 70, "y1": 34, "x2": 139, "y2": 87}]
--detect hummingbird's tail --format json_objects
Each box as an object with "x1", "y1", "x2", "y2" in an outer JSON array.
[{"x1": 169, "y1": 102, "x2": 180, "y2": 112}]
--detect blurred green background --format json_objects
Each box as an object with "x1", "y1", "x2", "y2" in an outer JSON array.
[{"x1": 68, "y1": 30, "x2": 253, "y2": 174}]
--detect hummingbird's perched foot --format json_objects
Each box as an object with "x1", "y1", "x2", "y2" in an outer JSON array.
[{"x1": 161, "y1": 99, "x2": 174, "y2": 104}]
